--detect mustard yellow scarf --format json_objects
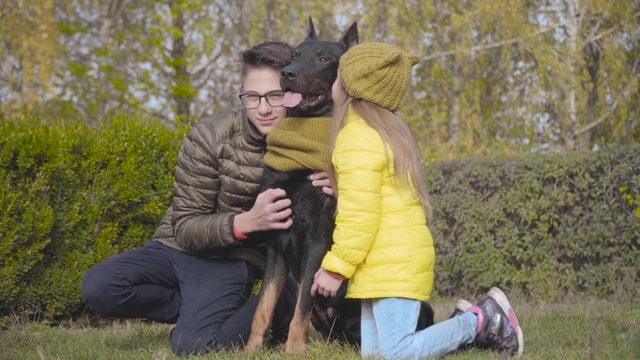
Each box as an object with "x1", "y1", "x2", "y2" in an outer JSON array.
[{"x1": 263, "y1": 117, "x2": 332, "y2": 172}]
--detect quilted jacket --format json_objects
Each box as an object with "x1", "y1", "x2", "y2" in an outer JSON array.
[
  {"x1": 153, "y1": 105, "x2": 268, "y2": 270},
  {"x1": 320, "y1": 106, "x2": 435, "y2": 301}
]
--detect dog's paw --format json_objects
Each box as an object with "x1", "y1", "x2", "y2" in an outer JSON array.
[
  {"x1": 284, "y1": 341, "x2": 307, "y2": 355},
  {"x1": 244, "y1": 335, "x2": 264, "y2": 353}
]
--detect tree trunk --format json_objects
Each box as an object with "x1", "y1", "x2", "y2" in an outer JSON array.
[
  {"x1": 563, "y1": 0, "x2": 580, "y2": 150},
  {"x1": 171, "y1": 3, "x2": 191, "y2": 124},
  {"x1": 448, "y1": 57, "x2": 462, "y2": 144},
  {"x1": 581, "y1": 37, "x2": 602, "y2": 150}
]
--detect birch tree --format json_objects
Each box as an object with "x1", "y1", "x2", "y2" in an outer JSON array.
[
  {"x1": 1, "y1": 0, "x2": 637, "y2": 155},
  {"x1": 0, "y1": 0, "x2": 60, "y2": 118}
]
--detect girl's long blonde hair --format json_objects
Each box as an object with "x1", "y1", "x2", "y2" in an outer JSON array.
[{"x1": 328, "y1": 73, "x2": 432, "y2": 219}]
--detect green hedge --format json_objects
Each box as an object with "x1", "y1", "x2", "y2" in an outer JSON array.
[
  {"x1": 1, "y1": 115, "x2": 182, "y2": 323},
  {"x1": 1, "y1": 115, "x2": 638, "y2": 324},
  {"x1": 427, "y1": 145, "x2": 640, "y2": 300}
]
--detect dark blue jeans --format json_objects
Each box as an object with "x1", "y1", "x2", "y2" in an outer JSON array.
[{"x1": 82, "y1": 241, "x2": 296, "y2": 355}]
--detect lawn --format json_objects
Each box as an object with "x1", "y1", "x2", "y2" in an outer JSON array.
[{"x1": 1, "y1": 293, "x2": 638, "y2": 359}]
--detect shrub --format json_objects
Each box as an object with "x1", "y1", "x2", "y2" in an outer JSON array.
[
  {"x1": 1, "y1": 114, "x2": 637, "y2": 324},
  {"x1": 0, "y1": 114, "x2": 182, "y2": 323},
  {"x1": 426, "y1": 145, "x2": 640, "y2": 300}
]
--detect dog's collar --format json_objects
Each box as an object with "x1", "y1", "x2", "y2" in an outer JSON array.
[{"x1": 263, "y1": 117, "x2": 332, "y2": 172}]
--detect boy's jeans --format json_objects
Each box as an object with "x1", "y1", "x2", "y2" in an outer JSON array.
[{"x1": 82, "y1": 240, "x2": 296, "y2": 355}]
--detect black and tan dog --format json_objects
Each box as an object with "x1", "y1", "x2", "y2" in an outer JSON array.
[{"x1": 245, "y1": 18, "x2": 433, "y2": 355}]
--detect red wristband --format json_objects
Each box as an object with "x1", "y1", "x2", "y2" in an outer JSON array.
[
  {"x1": 325, "y1": 269, "x2": 346, "y2": 280},
  {"x1": 233, "y1": 224, "x2": 247, "y2": 240}
]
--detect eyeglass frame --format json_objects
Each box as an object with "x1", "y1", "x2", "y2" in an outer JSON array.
[{"x1": 238, "y1": 90, "x2": 286, "y2": 109}]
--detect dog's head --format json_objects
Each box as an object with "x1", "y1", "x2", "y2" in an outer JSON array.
[
  {"x1": 311, "y1": 282, "x2": 361, "y2": 346},
  {"x1": 281, "y1": 17, "x2": 359, "y2": 117}
]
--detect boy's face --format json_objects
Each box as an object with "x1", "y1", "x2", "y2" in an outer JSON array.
[{"x1": 242, "y1": 67, "x2": 287, "y2": 136}]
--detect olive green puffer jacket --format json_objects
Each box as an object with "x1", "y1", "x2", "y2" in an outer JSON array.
[{"x1": 153, "y1": 105, "x2": 268, "y2": 270}]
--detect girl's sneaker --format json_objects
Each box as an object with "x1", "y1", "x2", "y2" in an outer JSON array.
[
  {"x1": 467, "y1": 287, "x2": 524, "y2": 356},
  {"x1": 449, "y1": 299, "x2": 473, "y2": 318}
]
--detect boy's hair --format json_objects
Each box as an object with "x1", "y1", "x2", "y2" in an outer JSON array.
[
  {"x1": 239, "y1": 41, "x2": 295, "y2": 83},
  {"x1": 329, "y1": 73, "x2": 432, "y2": 219}
]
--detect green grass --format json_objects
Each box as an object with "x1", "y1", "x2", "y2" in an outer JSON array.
[{"x1": 1, "y1": 294, "x2": 638, "y2": 360}]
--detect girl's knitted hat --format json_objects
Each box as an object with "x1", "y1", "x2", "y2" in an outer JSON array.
[{"x1": 339, "y1": 42, "x2": 420, "y2": 111}]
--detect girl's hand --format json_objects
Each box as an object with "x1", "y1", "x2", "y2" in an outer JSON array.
[
  {"x1": 310, "y1": 268, "x2": 344, "y2": 298},
  {"x1": 309, "y1": 171, "x2": 335, "y2": 197}
]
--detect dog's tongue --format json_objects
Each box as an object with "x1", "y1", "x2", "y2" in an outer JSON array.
[{"x1": 283, "y1": 91, "x2": 303, "y2": 108}]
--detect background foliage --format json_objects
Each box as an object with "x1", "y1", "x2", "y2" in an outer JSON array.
[
  {"x1": 1, "y1": 116, "x2": 637, "y2": 324},
  {"x1": 427, "y1": 145, "x2": 640, "y2": 299},
  {"x1": 2, "y1": 0, "x2": 638, "y2": 157},
  {"x1": 0, "y1": 115, "x2": 182, "y2": 324}
]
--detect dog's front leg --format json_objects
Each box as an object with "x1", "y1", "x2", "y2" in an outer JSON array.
[
  {"x1": 245, "y1": 243, "x2": 288, "y2": 352},
  {"x1": 284, "y1": 275, "x2": 315, "y2": 355},
  {"x1": 284, "y1": 244, "x2": 326, "y2": 355}
]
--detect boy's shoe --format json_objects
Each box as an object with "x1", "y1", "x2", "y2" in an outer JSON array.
[
  {"x1": 467, "y1": 287, "x2": 524, "y2": 357},
  {"x1": 449, "y1": 299, "x2": 473, "y2": 318}
]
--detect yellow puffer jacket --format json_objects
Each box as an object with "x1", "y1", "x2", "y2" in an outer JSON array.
[{"x1": 321, "y1": 107, "x2": 435, "y2": 301}]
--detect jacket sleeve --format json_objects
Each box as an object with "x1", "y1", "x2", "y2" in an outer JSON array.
[
  {"x1": 171, "y1": 117, "x2": 238, "y2": 253},
  {"x1": 321, "y1": 121, "x2": 385, "y2": 278}
]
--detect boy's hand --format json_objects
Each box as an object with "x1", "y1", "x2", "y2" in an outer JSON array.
[{"x1": 235, "y1": 188, "x2": 292, "y2": 234}]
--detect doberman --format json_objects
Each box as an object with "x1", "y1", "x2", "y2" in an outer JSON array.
[{"x1": 245, "y1": 18, "x2": 434, "y2": 355}]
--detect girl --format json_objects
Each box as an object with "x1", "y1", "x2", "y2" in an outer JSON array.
[{"x1": 310, "y1": 42, "x2": 524, "y2": 359}]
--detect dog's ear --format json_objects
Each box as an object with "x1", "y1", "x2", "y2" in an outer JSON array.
[
  {"x1": 341, "y1": 21, "x2": 359, "y2": 50},
  {"x1": 307, "y1": 16, "x2": 317, "y2": 39}
]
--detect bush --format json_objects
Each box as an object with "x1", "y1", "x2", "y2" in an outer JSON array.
[
  {"x1": 0, "y1": 114, "x2": 182, "y2": 323},
  {"x1": 1, "y1": 114, "x2": 637, "y2": 324},
  {"x1": 426, "y1": 145, "x2": 640, "y2": 300}
]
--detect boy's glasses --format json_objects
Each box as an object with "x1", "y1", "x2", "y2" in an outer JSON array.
[{"x1": 239, "y1": 90, "x2": 285, "y2": 109}]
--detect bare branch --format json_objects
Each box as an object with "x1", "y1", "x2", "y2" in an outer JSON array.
[
  {"x1": 575, "y1": 97, "x2": 619, "y2": 135},
  {"x1": 576, "y1": 53, "x2": 640, "y2": 135},
  {"x1": 421, "y1": 21, "x2": 571, "y2": 62},
  {"x1": 582, "y1": 26, "x2": 618, "y2": 50},
  {"x1": 191, "y1": 50, "x2": 224, "y2": 85}
]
